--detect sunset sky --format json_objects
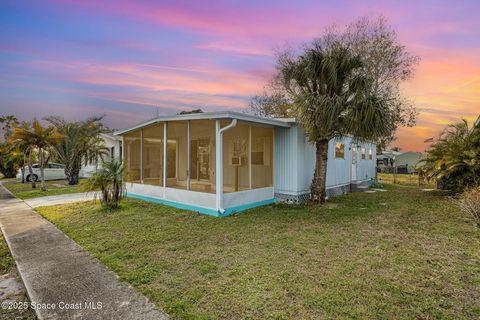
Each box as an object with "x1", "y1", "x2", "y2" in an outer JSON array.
[{"x1": 1, "y1": 0, "x2": 479, "y2": 151}]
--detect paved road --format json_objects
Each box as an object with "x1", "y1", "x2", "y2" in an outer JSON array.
[{"x1": 0, "y1": 185, "x2": 168, "y2": 320}]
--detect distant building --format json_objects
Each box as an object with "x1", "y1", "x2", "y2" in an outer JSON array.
[
  {"x1": 377, "y1": 150, "x2": 424, "y2": 173},
  {"x1": 395, "y1": 152, "x2": 424, "y2": 173},
  {"x1": 80, "y1": 133, "x2": 122, "y2": 177}
]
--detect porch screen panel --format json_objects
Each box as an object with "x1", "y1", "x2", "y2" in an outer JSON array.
[
  {"x1": 222, "y1": 122, "x2": 250, "y2": 193},
  {"x1": 143, "y1": 123, "x2": 164, "y2": 186},
  {"x1": 251, "y1": 126, "x2": 274, "y2": 189},
  {"x1": 124, "y1": 129, "x2": 141, "y2": 183},
  {"x1": 167, "y1": 121, "x2": 188, "y2": 189},
  {"x1": 190, "y1": 120, "x2": 216, "y2": 193}
]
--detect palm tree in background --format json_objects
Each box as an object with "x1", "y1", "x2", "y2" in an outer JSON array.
[
  {"x1": 45, "y1": 116, "x2": 109, "y2": 185},
  {"x1": 10, "y1": 119, "x2": 63, "y2": 191},
  {"x1": 279, "y1": 43, "x2": 393, "y2": 203},
  {"x1": 420, "y1": 119, "x2": 480, "y2": 191}
]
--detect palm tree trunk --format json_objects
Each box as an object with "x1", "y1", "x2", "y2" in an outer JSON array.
[
  {"x1": 21, "y1": 153, "x2": 26, "y2": 183},
  {"x1": 28, "y1": 150, "x2": 35, "y2": 189},
  {"x1": 311, "y1": 139, "x2": 329, "y2": 203},
  {"x1": 39, "y1": 149, "x2": 46, "y2": 191}
]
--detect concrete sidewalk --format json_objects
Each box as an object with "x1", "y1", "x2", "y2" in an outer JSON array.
[
  {"x1": 0, "y1": 185, "x2": 168, "y2": 320},
  {"x1": 24, "y1": 192, "x2": 95, "y2": 208}
]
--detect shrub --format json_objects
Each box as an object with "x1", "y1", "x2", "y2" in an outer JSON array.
[
  {"x1": 458, "y1": 188, "x2": 480, "y2": 228},
  {"x1": 84, "y1": 159, "x2": 126, "y2": 209}
]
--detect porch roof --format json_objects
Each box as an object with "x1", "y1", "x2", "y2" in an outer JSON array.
[{"x1": 114, "y1": 111, "x2": 291, "y2": 136}]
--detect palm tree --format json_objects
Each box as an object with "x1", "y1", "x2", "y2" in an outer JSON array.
[
  {"x1": 279, "y1": 43, "x2": 392, "y2": 203},
  {"x1": 419, "y1": 119, "x2": 480, "y2": 191},
  {"x1": 45, "y1": 116, "x2": 108, "y2": 185},
  {"x1": 10, "y1": 119, "x2": 63, "y2": 191},
  {"x1": 83, "y1": 159, "x2": 126, "y2": 209}
]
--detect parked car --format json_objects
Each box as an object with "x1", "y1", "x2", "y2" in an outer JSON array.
[{"x1": 17, "y1": 163, "x2": 66, "y2": 182}]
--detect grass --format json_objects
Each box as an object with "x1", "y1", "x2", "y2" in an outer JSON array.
[
  {"x1": 378, "y1": 172, "x2": 434, "y2": 187},
  {"x1": 3, "y1": 179, "x2": 89, "y2": 200},
  {"x1": 0, "y1": 173, "x2": 15, "y2": 181},
  {"x1": 0, "y1": 232, "x2": 36, "y2": 319},
  {"x1": 0, "y1": 233, "x2": 15, "y2": 274},
  {"x1": 37, "y1": 185, "x2": 480, "y2": 319}
]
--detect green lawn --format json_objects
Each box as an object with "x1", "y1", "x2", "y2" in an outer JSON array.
[
  {"x1": 378, "y1": 172, "x2": 434, "y2": 187},
  {"x1": 0, "y1": 233, "x2": 36, "y2": 319},
  {"x1": 37, "y1": 186, "x2": 480, "y2": 319},
  {"x1": 0, "y1": 233, "x2": 15, "y2": 275},
  {"x1": 3, "y1": 179, "x2": 88, "y2": 200}
]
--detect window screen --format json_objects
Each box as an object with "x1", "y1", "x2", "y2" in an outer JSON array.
[
  {"x1": 143, "y1": 123, "x2": 164, "y2": 186},
  {"x1": 124, "y1": 129, "x2": 141, "y2": 183}
]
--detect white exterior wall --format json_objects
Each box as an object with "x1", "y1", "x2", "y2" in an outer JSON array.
[
  {"x1": 81, "y1": 134, "x2": 122, "y2": 177},
  {"x1": 274, "y1": 125, "x2": 377, "y2": 197},
  {"x1": 223, "y1": 187, "x2": 274, "y2": 208},
  {"x1": 126, "y1": 183, "x2": 216, "y2": 210}
]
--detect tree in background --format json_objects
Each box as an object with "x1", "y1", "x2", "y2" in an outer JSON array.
[
  {"x1": 10, "y1": 119, "x2": 63, "y2": 191},
  {"x1": 420, "y1": 119, "x2": 480, "y2": 191},
  {"x1": 249, "y1": 16, "x2": 418, "y2": 151},
  {"x1": 249, "y1": 87, "x2": 292, "y2": 118},
  {"x1": 45, "y1": 116, "x2": 109, "y2": 185},
  {"x1": 0, "y1": 115, "x2": 21, "y2": 178},
  {"x1": 279, "y1": 43, "x2": 393, "y2": 202},
  {"x1": 178, "y1": 108, "x2": 204, "y2": 115}
]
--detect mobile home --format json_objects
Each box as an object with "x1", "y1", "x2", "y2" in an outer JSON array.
[{"x1": 115, "y1": 112, "x2": 376, "y2": 216}]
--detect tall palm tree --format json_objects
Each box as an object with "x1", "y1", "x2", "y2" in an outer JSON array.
[
  {"x1": 45, "y1": 116, "x2": 108, "y2": 185},
  {"x1": 420, "y1": 119, "x2": 480, "y2": 191},
  {"x1": 9, "y1": 122, "x2": 34, "y2": 184},
  {"x1": 10, "y1": 119, "x2": 63, "y2": 191},
  {"x1": 280, "y1": 43, "x2": 392, "y2": 203}
]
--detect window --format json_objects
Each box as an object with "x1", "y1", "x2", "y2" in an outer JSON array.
[
  {"x1": 352, "y1": 145, "x2": 357, "y2": 164},
  {"x1": 223, "y1": 122, "x2": 250, "y2": 193},
  {"x1": 110, "y1": 146, "x2": 115, "y2": 159},
  {"x1": 49, "y1": 163, "x2": 64, "y2": 169},
  {"x1": 251, "y1": 136, "x2": 265, "y2": 165},
  {"x1": 335, "y1": 142, "x2": 345, "y2": 159},
  {"x1": 119, "y1": 145, "x2": 123, "y2": 163},
  {"x1": 368, "y1": 147, "x2": 373, "y2": 160},
  {"x1": 251, "y1": 126, "x2": 273, "y2": 189},
  {"x1": 361, "y1": 145, "x2": 366, "y2": 160}
]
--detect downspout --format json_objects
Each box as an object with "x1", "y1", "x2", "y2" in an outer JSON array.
[{"x1": 215, "y1": 119, "x2": 237, "y2": 214}]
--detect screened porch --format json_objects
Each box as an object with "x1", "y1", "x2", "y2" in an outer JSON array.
[{"x1": 120, "y1": 115, "x2": 279, "y2": 215}]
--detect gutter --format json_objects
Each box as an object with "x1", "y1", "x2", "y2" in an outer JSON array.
[{"x1": 215, "y1": 119, "x2": 237, "y2": 214}]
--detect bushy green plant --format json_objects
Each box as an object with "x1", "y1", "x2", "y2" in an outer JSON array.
[
  {"x1": 84, "y1": 159, "x2": 126, "y2": 209},
  {"x1": 45, "y1": 116, "x2": 109, "y2": 185},
  {"x1": 420, "y1": 119, "x2": 480, "y2": 192},
  {"x1": 370, "y1": 178, "x2": 384, "y2": 189},
  {"x1": 458, "y1": 187, "x2": 480, "y2": 228}
]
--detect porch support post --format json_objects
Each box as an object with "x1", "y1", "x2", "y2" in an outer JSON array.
[
  {"x1": 187, "y1": 120, "x2": 191, "y2": 191},
  {"x1": 215, "y1": 119, "x2": 237, "y2": 213},
  {"x1": 248, "y1": 126, "x2": 252, "y2": 189},
  {"x1": 215, "y1": 120, "x2": 222, "y2": 212},
  {"x1": 140, "y1": 128, "x2": 144, "y2": 184},
  {"x1": 163, "y1": 122, "x2": 168, "y2": 198}
]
